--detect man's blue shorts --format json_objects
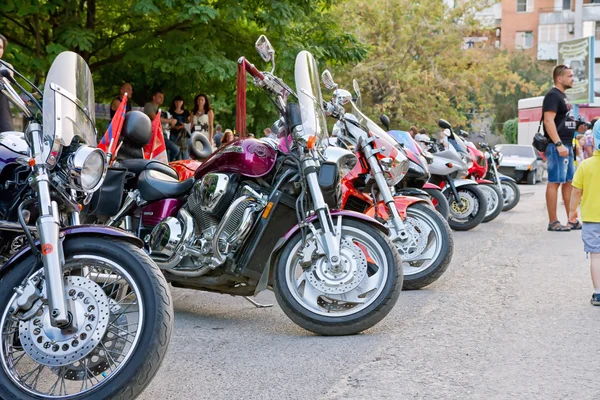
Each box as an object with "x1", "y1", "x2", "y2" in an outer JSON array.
[{"x1": 545, "y1": 143, "x2": 574, "y2": 184}]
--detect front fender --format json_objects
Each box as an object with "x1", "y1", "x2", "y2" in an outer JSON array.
[
  {"x1": 441, "y1": 179, "x2": 479, "y2": 194},
  {"x1": 497, "y1": 173, "x2": 516, "y2": 183},
  {"x1": 422, "y1": 182, "x2": 442, "y2": 190},
  {"x1": 395, "y1": 187, "x2": 429, "y2": 198},
  {"x1": 364, "y1": 196, "x2": 430, "y2": 220},
  {"x1": 0, "y1": 225, "x2": 143, "y2": 278},
  {"x1": 475, "y1": 179, "x2": 494, "y2": 185}
]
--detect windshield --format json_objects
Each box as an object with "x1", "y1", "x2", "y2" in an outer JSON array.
[
  {"x1": 497, "y1": 145, "x2": 535, "y2": 158},
  {"x1": 42, "y1": 51, "x2": 96, "y2": 167},
  {"x1": 448, "y1": 132, "x2": 469, "y2": 155},
  {"x1": 388, "y1": 130, "x2": 421, "y2": 154},
  {"x1": 348, "y1": 101, "x2": 403, "y2": 147},
  {"x1": 294, "y1": 51, "x2": 327, "y2": 144}
]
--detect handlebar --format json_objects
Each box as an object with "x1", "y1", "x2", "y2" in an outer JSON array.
[{"x1": 238, "y1": 57, "x2": 265, "y2": 81}]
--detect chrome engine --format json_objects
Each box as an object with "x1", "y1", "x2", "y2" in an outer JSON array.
[{"x1": 148, "y1": 173, "x2": 267, "y2": 276}]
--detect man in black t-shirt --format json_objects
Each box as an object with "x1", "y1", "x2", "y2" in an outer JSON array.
[{"x1": 543, "y1": 64, "x2": 579, "y2": 232}]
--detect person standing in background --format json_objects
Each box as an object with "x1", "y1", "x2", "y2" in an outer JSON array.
[
  {"x1": 190, "y1": 94, "x2": 214, "y2": 146},
  {"x1": 409, "y1": 126, "x2": 418, "y2": 139},
  {"x1": 213, "y1": 125, "x2": 223, "y2": 147},
  {"x1": 169, "y1": 95, "x2": 190, "y2": 159},
  {"x1": 0, "y1": 34, "x2": 13, "y2": 133},
  {"x1": 110, "y1": 82, "x2": 133, "y2": 118}
]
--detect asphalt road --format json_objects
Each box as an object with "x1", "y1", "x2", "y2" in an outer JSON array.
[{"x1": 140, "y1": 183, "x2": 599, "y2": 400}]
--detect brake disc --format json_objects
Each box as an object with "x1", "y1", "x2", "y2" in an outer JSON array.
[
  {"x1": 306, "y1": 237, "x2": 368, "y2": 295},
  {"x1": 395, "y1": 216, "x2": 428, "y2": 261},
  {"x1": 19, "y1": 276, "x2": 111, "y2": 367}
]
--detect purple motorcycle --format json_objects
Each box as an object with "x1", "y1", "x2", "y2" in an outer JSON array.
[
  {"x1": 95, "y1": 36, "x2": 403, "y2": 336},
  {"x1": 0, "y1": 53, "x2": 172, "y2": 399}
]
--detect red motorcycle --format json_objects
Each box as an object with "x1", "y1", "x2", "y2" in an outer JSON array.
[
  {"x1": 459, "y1": 133, "x2": 503, "y2": 223},
  {"x1": 321, "y1": 71, "x2": 453, "y2": 290}
]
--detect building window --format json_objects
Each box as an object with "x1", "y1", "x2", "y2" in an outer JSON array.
[
  {"x1": 516, "y1": 31, "x2": 534, "y2": 49},
  {"x1": 517, "y1": 0, "x2": 533, "y2": 12},
  {"x1": 563, "y1": 0, "x2": 571, "y2": 10}
]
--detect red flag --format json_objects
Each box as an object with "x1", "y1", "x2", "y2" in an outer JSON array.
[
  {"x1": 143, "y1": 109, "x2": 168, "y2": 164},
  {"x1": 98, "y1": 93, "x2": 128, "y2": 155},
  {"x1": 236, "y1": 57, "x2": 247, "y2": 138}
]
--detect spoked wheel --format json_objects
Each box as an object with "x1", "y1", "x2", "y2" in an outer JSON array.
[
  {"x1": 445, "y1": 185, "x2": 487, "y2": 231},
  {"x1": 395, "y1": 203, "x2": 454, "y2": 290},
  {"x1": 274, "y1": 218, "x2": 402, "y2": 336},
  {"x1": 0, "y1": 237, "x2": 172, "y2": 399},
  {"x1": 500, "y1": 180, "x2": 520, "y2": 212}
]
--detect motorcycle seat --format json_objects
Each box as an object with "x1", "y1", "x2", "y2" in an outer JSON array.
[
  {"x1": 137, "y1": 170, "x2": 194, "y2": 202},
  {"x1": 119, "y1": 159, "x2": 179, "y2": 180}
]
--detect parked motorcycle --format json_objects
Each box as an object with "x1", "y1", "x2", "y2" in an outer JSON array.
[
  {"x1": 426, "y1": 120, "x2": 488, "y2": 231},
  {"x1": 321, "y1": 71, "x2": 453, "y2": 290},
  {"x1": 0, "y1": 53, "x2": 172, "y2": 399},
  {"x1": 90, "y1": 37, "x2": 403, "y2": 336},
  {"x1": 480, "y1": 143, "x2": 520, "y2": 212},
  {"x1": 461, "y1": 138, "x2": 503, "y2": 223}
]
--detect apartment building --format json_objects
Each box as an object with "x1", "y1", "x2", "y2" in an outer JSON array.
[{"x1": 500, "y1": 0, "x2": 600, "y2": 94}]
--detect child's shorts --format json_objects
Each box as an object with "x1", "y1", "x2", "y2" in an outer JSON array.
[{"x1": 582, "y1": 222, "x2": 600, "y2": 253}]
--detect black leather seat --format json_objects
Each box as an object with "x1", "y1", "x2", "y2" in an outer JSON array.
[
  {"x1": 119, "y1": 159, "x2": 178, "y2": 180},
  {"x1": 137, "y1": 170, "x2": 194, "y2": 202}
]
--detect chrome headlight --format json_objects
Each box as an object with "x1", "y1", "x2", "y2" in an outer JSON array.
[
  {"x1": 66, "y1": 146, "x2": 107, "y2": 192},
  {"x1": 381, "y1": 152, "x2": 409, "y2": 186},
  {"x1": 322, "y1": 146, "x2": 358, "y2": 177}
]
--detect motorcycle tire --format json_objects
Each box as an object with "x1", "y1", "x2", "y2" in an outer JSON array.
[
  {"x1": 400, "y1": 203, "x2": 454, "y2": 290},
  {"x1": 445, "y1": 185, "x2": 487, "y2": 231},
  {"x1": 479, "y1": 184, "x2": 503, "y2": 223},
  {"x1": 273, "y1": 218, "x2": 402, "y2": 336},
  {"x1": 422, "y1": 187, "x2": 450, "y2": 220},
  {"x1": 0, "y1": 237, "x2": 173, "y2": 399},
  {"x1": 501, "y1": 180, "x2": 520, "y2": 212}
]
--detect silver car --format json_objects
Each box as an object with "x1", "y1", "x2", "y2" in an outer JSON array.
[{"x1": 497, "y1": 144, "x2": 545, "y2": 185}]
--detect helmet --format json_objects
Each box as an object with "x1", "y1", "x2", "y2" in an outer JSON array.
[{"x1": 121, "y1": 111, "x2": 152, "y2": 147}]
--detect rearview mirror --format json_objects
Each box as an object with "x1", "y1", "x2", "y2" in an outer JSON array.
[
  {"x1": 438, "y1": 119, "x2": 452, "y2": 130},
  {"x1": 333, "y1": 89, "x2": 352, "y2": 106},
  {"x1": 255, "y1": 35, "x2": 274, "y2": 63},
  {"x1": 321, "y1": 70, "x2": 337, "y2": 90},
  {"x1": 380, "y1": 114, "x2": 391, "y2": 131},
  {"x1": 352, "y1": 79, "x2": 362, "y2": 109}
]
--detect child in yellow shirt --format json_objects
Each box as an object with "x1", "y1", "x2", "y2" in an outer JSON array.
[{"x1": 570, "y1": 119, "x2": 600, "y2": 305}]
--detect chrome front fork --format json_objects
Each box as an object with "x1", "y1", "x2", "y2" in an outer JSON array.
[
  {"x1": 303, "y1": 157, "x2": 342, "y2": 269},
  {"x1": 363, "y1": 146, "x2": 408, "y2": 242},
  {"x1": 34, "y1": 167, "x2": 70, "y2": 327}
]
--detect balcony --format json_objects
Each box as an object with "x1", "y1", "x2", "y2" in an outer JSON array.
[{"x1": 539, "y1": 4, "x2": 600, "y2": 25}]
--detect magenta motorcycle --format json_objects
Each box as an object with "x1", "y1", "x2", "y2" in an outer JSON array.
[{"x1": 93, "y1": 37, "x2": 403, "y2": 336}]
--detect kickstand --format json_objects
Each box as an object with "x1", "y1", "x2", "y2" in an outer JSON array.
[{"x1": 243, "y1": 296, "x2": 273, "y2": 308}]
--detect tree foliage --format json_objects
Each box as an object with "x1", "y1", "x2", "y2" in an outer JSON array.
[
  {"x1": 329, "y1": 0, "x2": 550, "y2": 135},
  {"x1": 503, "y1": 118, "x2": 518, "y2": 144},
  {"x1": 0, "y1": 0, "x2": 367, "y2": 133}
]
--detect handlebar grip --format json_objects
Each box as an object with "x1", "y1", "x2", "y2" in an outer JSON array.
[{"x1": 240, "y1": 58, "x2": 265, "y2": 81}]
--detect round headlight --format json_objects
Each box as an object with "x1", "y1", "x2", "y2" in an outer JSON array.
[{"x1": 67, "y1": 146, "x2": 107, "y2": 192}]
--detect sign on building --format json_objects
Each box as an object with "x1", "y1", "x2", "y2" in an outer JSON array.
[{"x1": 558, "y1": 36, "x2": 595, "y2": 105}]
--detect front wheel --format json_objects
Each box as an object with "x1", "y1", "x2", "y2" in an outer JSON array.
[
  {"x1": 445, "y1": 185, "x2": 487, "y2": 231},
  {"x1": 0, "y1": 237, "x2": 173, "y2": 399},
  {"x1": 527, "y1": 170, "x2": 537, "y2": 185},
  {"x1": 501, "y1": 180, "x2": 520, "y2": 211},
  {"x1": 273, "y1": 218, "x2": 402, "y2": 336},
  {"x1": 479, "y1": 184, "x2": 503, "y2": 223},
  {"x1": 397, "y1": 203, "x2": 454, "y2": 290},
  {"x1": 423, "y1": 188, "x2": 450, "y2": 220}
]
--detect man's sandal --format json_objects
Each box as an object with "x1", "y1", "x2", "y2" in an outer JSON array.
[
  {"x1": 548, "y1": 221, "x2": 571, "y2": 232},
  {"x1": 567, "y1": 220, "x2": 582, "y2": 230}
]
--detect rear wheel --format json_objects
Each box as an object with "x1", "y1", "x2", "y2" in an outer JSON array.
[
  {"x1": 445, "y1": 185, "x2": 487, "y2": 231},
  {"x1": 527, "y1": 170, "x2": 537, "y2": 185},
  {"x1": 274, "y1": 218, "x2": 402, "y2": 336}
]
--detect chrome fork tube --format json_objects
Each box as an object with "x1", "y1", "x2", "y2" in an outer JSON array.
[
  {"x1": 35, "y1": 168, "x2": 69, "y2": 327},
  {"x1": 363, "y1": 147, "x2": 408, "y2": 241},
  {"x1": 303, "y1": 157, "x2": 341, "y2": 269}
]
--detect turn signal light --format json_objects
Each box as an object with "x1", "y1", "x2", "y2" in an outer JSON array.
[
  {"x1": 445, "y1": 162, "x2": 453, "y2": 168},
  {"x1": 306, "y1": 135, "x2": 317, "y2": 149}
]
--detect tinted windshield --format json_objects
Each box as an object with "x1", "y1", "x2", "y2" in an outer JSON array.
[
  {"x1": 43, "y1": 52, "x2": 96, "y2": 166},
  {"x1": 388, "y1": 130, "x2": 420, "y2": 154},
  {"x1": 294, "y1": 50, "x2": 327, "y2": 143},
  {"x1": 448, "y1": 132, "x2": 468, "y2": 154},
  {"x1": 498, "y1": 145, "x2": 535, "y2": 158}
]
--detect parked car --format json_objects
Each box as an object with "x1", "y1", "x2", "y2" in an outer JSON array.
[{"x1": 496, "y1": 144, "x2": 545, "y2": 185}]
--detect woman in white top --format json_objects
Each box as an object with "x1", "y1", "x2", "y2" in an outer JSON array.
[{"x1": 189, "y1": 93, "x2": 215, "y2": 146}]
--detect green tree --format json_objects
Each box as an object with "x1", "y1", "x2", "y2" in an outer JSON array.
[
  {"x1": 503, "y1": 118, "x2": 518, "y2": 144},
  {"x1": 0, "y1": 0, "x2": 366, "y2": 133}
]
